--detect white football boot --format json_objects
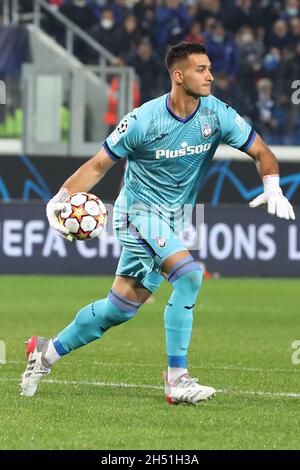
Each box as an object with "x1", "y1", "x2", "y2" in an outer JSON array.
[
  {"x1": 20, "y1": 336, "x2": 51, "y2": 397},
  {"x1": 163, "y1": 371, "x2": 216, "y2": 404}
]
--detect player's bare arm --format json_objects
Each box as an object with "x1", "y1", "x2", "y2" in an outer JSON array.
[
  {"x1": 246, "y1": 133, "x2": 279, "y2": 177},
  {"x1": 62, "y1": 147, "x2": 115, "y2": 195},
  {"x1": 46, "y1": 147, "x2": 114, "y2": 240},
  {"x1": 246, "y1": 134, "x2": 295, "y2": 220}
]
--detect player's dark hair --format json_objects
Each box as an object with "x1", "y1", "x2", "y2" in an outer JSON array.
[{"x1": 165, "y1": 42, "x2": 207, "y2": 72}]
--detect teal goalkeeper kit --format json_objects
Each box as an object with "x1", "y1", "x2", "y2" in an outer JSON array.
[
  {"x1": 103, "y1": 93, "x2": 255, "y2": 293},
  {"x1": 54, "y1": 92, "x2": 255, "y2": 370}
]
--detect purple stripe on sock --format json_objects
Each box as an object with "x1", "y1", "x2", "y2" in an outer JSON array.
[
  {"x1": 111, "y1": 289, "x2": 142, "y2": 307},
  {"x1": 168, "y1": 261, "x2": 202, "y2": 283},
  {"x1": 108, "y1": 290, "x2": 141, "y2": 313},
  {"x1": 167, "y1": 255, "x2": 194, "y2": 281},
  {"x1": 167, "y1": 256, "x2": 195, "y2": 282}
]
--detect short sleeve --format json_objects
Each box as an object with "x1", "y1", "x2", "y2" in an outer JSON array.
[
  {"x1": 219, "y1": 104, "x2": 256, "y2": 152},
  {"x1": 103, "y1": 112, "x2": 143, "y2": 162}
]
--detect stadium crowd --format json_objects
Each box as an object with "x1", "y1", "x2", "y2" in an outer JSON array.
[{"x1": 15, "y1": 1, "x2": 300, "y2": 144}]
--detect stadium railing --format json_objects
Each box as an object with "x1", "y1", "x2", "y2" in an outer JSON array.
[{"x1": 0, "y1": 0, "x2": 137, "y2": 156}]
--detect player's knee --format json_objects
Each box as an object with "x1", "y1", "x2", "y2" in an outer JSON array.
[
  {"x1": 173, "y1": 269, "x2": 202, "y2": 296},
  {"x1": 167, "y1": 256, "x2": 203, "y2": 294},
  {"x1": 182, "y1": 268, "x2": 203, "y2": 292}
]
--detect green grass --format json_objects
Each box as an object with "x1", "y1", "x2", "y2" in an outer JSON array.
[{"x1": 1, "y1": 275, "x2": 300, "y2": 450}]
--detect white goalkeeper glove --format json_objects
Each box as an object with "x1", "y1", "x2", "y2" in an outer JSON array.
[
  {"x1": 46, "y1": 188, "x2": 74, "y2": 242},
  {"x1": 249, "y1": 175, "x2": 295, "y2": 220}
]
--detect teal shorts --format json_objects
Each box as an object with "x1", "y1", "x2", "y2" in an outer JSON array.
[{"x1": 113, "y1": 188, "x2": 188, "y2": 293}]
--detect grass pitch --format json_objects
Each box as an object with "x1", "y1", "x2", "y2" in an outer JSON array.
[{"x1": 0, "y1": 275, "x2": 300, "y2": 450}]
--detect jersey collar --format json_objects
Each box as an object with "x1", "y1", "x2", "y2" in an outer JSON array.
[{"x1": 165, "y1": 93, "x2": 201, "y2": 123}]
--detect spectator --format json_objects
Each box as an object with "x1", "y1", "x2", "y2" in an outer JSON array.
[
  {"x1": 133, "y1": 0, "x2": 156, "y2": 44},
  {"x1": 129, "y1": 39, "x2": 161, "y2": 103},
  {"x1": 280, "y1": 0, "x2": 300, "y2": 20},
  {"x1": 196, "y1": 0, "x2": 222, "y2": 25},
  {"x1": 235, "y1": 26, "x2": 264, "y2": 101},
  {"x1": 15, "y1": 0, "x2": 299, "y2": 146},
  {"x1": 49, "y1": 0, "x2": 64, "y2": 6},
  {"x1": 213, "y1": 72, "x2": 243, "y2": 109},
  {"x1": 256, "y1": 78, "x2": 282, "y2": 144},
  {"x1": 90, "y1": 0, "x2": 108, "y2": 20},
  {"x1": 256, "y1": 25, "x2": 267, "y2": 46},
  {"x1": 184, "y1": 21, "x2": 204, "y2": 44},
  {"x1": 155, "y1": 0, "x2": 192, "y2": 54},
  {"x1": 186, "y1": 0, "x2": 198, "y2": 20},
  {"x1": 259, "y1": 0, "x2": 282, "y2": 35},
  {"x1": 134, "y1": 0, "x2": 156, "y2": 18},
  {"x1": 213, "y1": 70, "x2": 258, "y2": 124},
  {"x1": 205, "y1": 22, "x2": 240, "y2": 78},
  {"x1": 203, "y1": 16, "x2": 218, "y2": 34},
  {"x1": 110, "y1": 0, "x2": 131, "y2": 24},
  {"x1": 263, "y1": 47, "x2": 282, "y2": 80},
  {"x1": 267, "y1": 19, "x2": 292, "y2": 53},
  {"x1": 88, "y1": 9, "x2": 122, "y2": 61},
  {"x1": 289, "y1": 17, "x2": 300, "y2": 46},
  {"x1": 116, "y1": 13, "x2": 141, "y2": 62},
  {"x1": 224, "y1": 0, "x2": 263, "y2": 32},
  {"x1": 60, "y1": 0, "x2": 97, "y2": 31},
  {"x1": 280, "y1": 41, "x2": 300, "y2": 144}
]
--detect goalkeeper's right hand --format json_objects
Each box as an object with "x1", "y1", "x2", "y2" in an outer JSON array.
[{"x1": 46, "y1": 188, "x2": 73, "y2": 242}]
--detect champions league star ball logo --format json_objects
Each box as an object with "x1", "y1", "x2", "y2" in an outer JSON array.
[
  {"x1": 117, "y1": 118, "x2": 128, "y2": 134},
  {"x1": 202, "y1": 123, "x2": 212, "y2": 138}
]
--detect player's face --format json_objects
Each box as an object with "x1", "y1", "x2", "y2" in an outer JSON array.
[{"x1": 179, "y1": 54, "x2": 214, "y2": 98}]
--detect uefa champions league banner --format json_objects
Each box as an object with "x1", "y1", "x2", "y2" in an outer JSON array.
[{"x1": 0, "y1": 202, "x2": 299, "y2": 276}]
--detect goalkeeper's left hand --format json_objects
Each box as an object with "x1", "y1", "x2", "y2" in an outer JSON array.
[{"x1": 249, "y1": 175, "x2": 295, "y2": 220}]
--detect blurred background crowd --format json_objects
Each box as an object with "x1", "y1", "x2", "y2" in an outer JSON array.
[{"x1": 7, "y1": 0, "x2": 300, "y2": 144}]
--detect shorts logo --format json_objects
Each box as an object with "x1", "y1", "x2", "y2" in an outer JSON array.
[
  {"x1": 156, "y1": 237, "x2": 166, "y2": 248},
  {"x1": 117, "y1": 118, "x2": 128, "y2": 134},
  {"x1": 202, "y1": 123, "x2": 212, "y2": 138}
]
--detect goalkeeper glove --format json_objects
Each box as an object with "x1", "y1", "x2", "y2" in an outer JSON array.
[
  {"x1": 46, "y1": 188, "x2": 73, "y2": 242},
  {"x1": 249, "y1": 175, "x2": 295, "y2": 220}
]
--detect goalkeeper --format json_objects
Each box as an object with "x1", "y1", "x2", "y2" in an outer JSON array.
[{"x1": 21, "y1": 42, "x2": 295, "y2": 404}]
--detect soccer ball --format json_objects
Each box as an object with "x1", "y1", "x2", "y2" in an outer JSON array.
[{"x1": 59, "y1": 192, "x2": 107, "y2": 240}]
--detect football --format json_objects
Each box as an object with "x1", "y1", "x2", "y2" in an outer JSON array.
[{"x1": 59, "y1": 192, "x2": 107, "y2": 240}]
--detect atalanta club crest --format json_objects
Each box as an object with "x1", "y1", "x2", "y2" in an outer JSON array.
[
  {"x1": 156, "y1": 237, "x2": 166, "y2": 248},
  {"x1": 202, "y1": 123, "x2": 212, "y2": 138}
]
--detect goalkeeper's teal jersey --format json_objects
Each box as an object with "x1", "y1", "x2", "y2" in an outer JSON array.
[{"x1": 104, "y1": 93, "x2": 255, "y2": 210}]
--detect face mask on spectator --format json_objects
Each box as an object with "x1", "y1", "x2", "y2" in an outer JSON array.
[
  {"x1": 212, "y1": 34, "x2": 224, "y2": 43},
  {"x1": 241, "y1": 33, "x2": 252, "y2": 44},
  {"x1": 287, "y1": 8, "x2": 299, "y2": 16},
  {"x1": 264, "y1": 53, "x2": 280, "y2": 71},
  {"x1": 73, "y1": 0, "x2": 86, "y2": 7},
  {"x1": 101, "y1": 19, "x2": 114, "y2": 30}
]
